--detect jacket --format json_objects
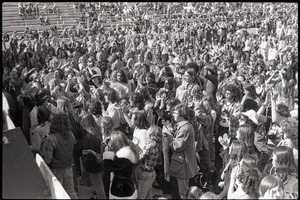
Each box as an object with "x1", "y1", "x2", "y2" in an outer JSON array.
[{"x1": 169, "y1": 120, "x2": 198, "y2": 178}]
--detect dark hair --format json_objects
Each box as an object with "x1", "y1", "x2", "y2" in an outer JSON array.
[
  {"x1": 164, "y1": 77, "x2": 175, "y2": 90},
  {"x1": 116, "y1": 69, "x2": 128, "y2": 83},
  {"x1": 225, "y1": 84, "x2": 242, "y2": 102},
  {"x1": 132, "y1": 111, "x2": 150, "y2": 129},
  {"x1": 104, "y1": 88, "x2": 119, "y2": 103},
  {"x1": 174, "y1": 103, "x2": 191, "y2": 120},
  {"x1": 50, "y1": 113, "x2": 71, "y2": 139},
  {"x1": 276, "y1": 103, "x2": 291, "y2": 118},
  {"x1": 129, "y1": 92, "x2": 145, "y2": 110},
  {"x1": 243, "y1": 83, "x2": 258, "y2": 99},
  {"x1": 237, "y1": 167, "x2": 260, "y2": 196},
  {"x1": 87, "y1": 98, "x2": 102, "y2": 116},
  {"x1": 37, "y1": 105, "x2": 51, "y2": 125}
]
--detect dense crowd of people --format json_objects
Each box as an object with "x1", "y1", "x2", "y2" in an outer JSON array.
[{"x1": 3, "y1": 2, "x2": 298, "y2": 199}]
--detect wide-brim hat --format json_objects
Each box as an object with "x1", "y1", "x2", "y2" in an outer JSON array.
[{"x1": 241, "y1": 109, "x2": 259, "y2": 125}]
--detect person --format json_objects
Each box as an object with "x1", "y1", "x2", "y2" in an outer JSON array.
[
  {"x1": 80, "y1": 114, "x2": 106, "y2": 199},
  {"x1": 227, "y1": 166, "x2": 260, "y2": 199},
  {"x1": 103, "y1": 131, "x2": 139, "y2": 199},
  {"x1": 29, "y1": 105, "x2": 51, "y2": 155},
  {"x1": 258, "y1": 175, "x2": 284, "y2": 199},
  {"x1": 277, "y1": 118, "x2": 298, "y2": 170},
  {"x1": 137, "y1": 125, "x2": 162, "y2": 199},
  {"x1": 267, "y1": 145, "x2": 298, "y2": 198},
  {"x1": 218, "y1": 140, "x2": 248, "y2": 199},
  {"x1": 186, "y1": 186, "x2": 203, "y2": 199},
  {"x1": 40, "y1": 113, "x2": 78, "y2": 199},
  {"x1": 200, "y1": 191, "x2": 219, "y2": 199},
  {"x1": 167, "y1": 103, "x2": 198, "y2": 199},
  {"x1": 180, "y1": 68, "x2": 202, "y2": 108}
]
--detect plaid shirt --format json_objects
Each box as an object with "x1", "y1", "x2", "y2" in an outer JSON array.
[{"x1": 181, "y1": 83, "x2": 202, "y2": 107}]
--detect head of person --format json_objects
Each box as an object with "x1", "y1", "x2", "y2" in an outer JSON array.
[
  {"x1": 186, "y1": 186, "x2": 203, "y2": 199},
  {"x1": 116, "y1": 69, "x2": 128, "y2": 83},
  {"x1": 101, "y1": 116, "x2": 114, "y2": 140},
  {"x1": 183, "y1": 68, "x2": 197, "y2": 84},
  {"x1": 271, "y1": 145, "x2": 297, "y2": 181},
  {"x1": 229, "y1": 140, "x2": 248, "y2": 163},
  {"x1": 146, "y1": 125, "x2": 162, "y2": 148},
  {"x1": 50, "y1": 113, "x2": 71, "y2": 139},
  {"x1": 104, "y1": 88, "x2": 119, "y2": 104},
  {"x1": 279, "y1": 118, "x2": 298, "y2": 149},
  {"x1": 259, "y1": 175, "x2": 284, "y2": 199},
  {"x1": 236, "y1": 167, "x2": 260, "y2": 197},
  {"x1": 165, "y1": 98, "x2": 181, "y2": 112},
  {"x1": 173, "y1": 103, "x2": 191, "y2": 122},
  {"x1": 145, "y1": 72, "x2": 156, "y2": 85},
  {"x1": 236, "y1": 123, "x2": 254, "y2": 147},
  {"x1": 87, "y1": 98, "x2": 102, "y2": 117},
  {"x1": 164, "y1": 77, "x2": 175, "y2": 91},
  {"x1": 243, "y1": 83, "x2": 257, "y2": 99},
  {"x1": 276, "y1": 103, "x2": 291, "y2": 119},
  {"x1": 225, "y1": 84, "x2": 242, "y2": 102},
  {"x1": 37, "y1": 105, "x2": 51, "y2": 125},
  {"x1": 129, "y1": 92, "x2": 144, "y2": 110},
  {"x1": 240, "y1": 154, "x2": 260, "y2": 171},
  {"x1": 56, "y1": 96, "x2": 73, "y2": 113},
  {"x1": 80, "y1": 112, "x2": 101, "y2": 135},
  {"x1": 131, "y1": 111, "x2": 150, "y2": 130}
]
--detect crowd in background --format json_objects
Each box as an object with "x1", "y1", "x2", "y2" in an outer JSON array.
[{"x1": 3, "y1": 2, "x2": 298, "y2": 199}]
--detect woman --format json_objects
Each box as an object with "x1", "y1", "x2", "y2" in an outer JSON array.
[
  {"x1": 103, "y1": 131, "x2": 140, "y2": 199},
  {"x1": 259, "y1": 175, "x2": 284, "y2": 199},
  {"x1": 218, "y1": 140, "x2": 248, "y2": 199},
  {"x1": 137, "y1": 125, "x2": 162, "y2": 199},
  {"x1": 40, "y1": 113, "x2": 78, "y2": 199},
  {"x1": 216, "y1": 84, "x2": 242, "y2": 172},
  {"x1": 80, "y1": 114, "x2": 106, "y2": 199},
  {"x1": 110, "y1": 69, "x2": 131, "y2": 100},
  {"x1": 131, "y1": 111, "x2": 150, "y2": 152},
  {"x1": 241, "y1": 83, "x2": 262, "y2": 108},
  {"x1": 268, "y1": 146, "x2": 298, "y2": 198},
  {"x1": 227, "y1": 165, "x2": 260, "y2": 199},
  {"x1": 167, "y1": 103, "x2": 198, "y2": 199}
]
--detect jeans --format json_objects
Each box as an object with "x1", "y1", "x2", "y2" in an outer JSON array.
[
  {"x1": 88, "y1": 171, "x2": 107, "y2": 199},
  {"x1": 137, "y1": 169, "x2": 156, "y2": 199},
  {"x1": 170, "y1": 176, "x2": 189, "y2": 199},
  {"x1": 51, "y1": 166, "x2": 78, "y2": 199}
]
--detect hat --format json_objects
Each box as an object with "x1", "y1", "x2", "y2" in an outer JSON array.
[{"x1": 241, "y1": 109, "x2": 259, "y2": 125}]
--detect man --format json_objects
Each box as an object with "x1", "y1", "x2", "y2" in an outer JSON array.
[{"x1": 166, "y1": 103, "x2": 198, "y2": 199}]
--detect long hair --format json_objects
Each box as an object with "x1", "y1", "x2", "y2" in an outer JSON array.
[
  {"x1": 104, "y1": 88, "x2": 119, "y2": 103},
  {"x1": 56, "y1": 96, "x2": 78, "y2": 122},
  {"x1": 132, "y1": 111, "x2": 150, "y2": 129},
  {"x1": 174, "y1": 103, "x2": 191, "y2": 121},
  {"x1": 225, "y1": 84, "x2": 242, "y2": 102},
  {"x1": 259, "y1": 175, "x2": 283, "y2": 198},
  {"x1": 50, "y1": 113, "x2": 71, "y2": 139},
  {"x1": 116, "y1": 69, "x2": 128, "y2": 84},
  {"x1": 37, "y1": 105, "x2": 51, "y2": 125},
  {"x1": 270, "y1": 145, "x2": 297, "y2": 182},
  {"x1": 229, "y1": 140, "x2": 248, "y2": 163},
  {"x1": 129, "y1": 92, "x2": 145, "y2": 110},
  {"x1": 237, "y1": 124, "x2": 254, "y2": 148},
  {"x1": 146, "y1": 125, "x2": 162, "y2": 149},
  {"x1": 280, "y1": 118, "x2": 298, "y2": 149},
  {"x1": 243, "y1": 83, "x2": 258, "y2": 100},
  {"x1": 237, "y1": 167, "x2": 260, "y2": 196},
  {"x1": 80, "y1": 113, "x2": 102, "y2": 139},
  {"x1": 101, "y1": 116, "x2": 114, "y2": 140}
]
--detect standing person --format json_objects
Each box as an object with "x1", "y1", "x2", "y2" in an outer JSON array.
[
  {"x1": 40, "y1": 113, "x2": 78, "y2": 199},
  {"x1": 103, "y1": 131, "x2": 140, "y2": 199},
  {"x1": 137, "y1": 125, "x2": 162, "y2": 199},
  {"x1": 80, "y1": 114, "x2": 106, "y2": 199},
  {"x1": 167, "y1": 103, "x2": 198, "y2": 199}
]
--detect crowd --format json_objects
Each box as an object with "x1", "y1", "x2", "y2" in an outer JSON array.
[{"x1": 2, "y1": 2, "x2": 298, "y2": 199}]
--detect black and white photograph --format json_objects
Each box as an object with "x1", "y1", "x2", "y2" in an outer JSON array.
[{"x1": 2, "y1": 2, "x2": 298, "y2": 199}]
